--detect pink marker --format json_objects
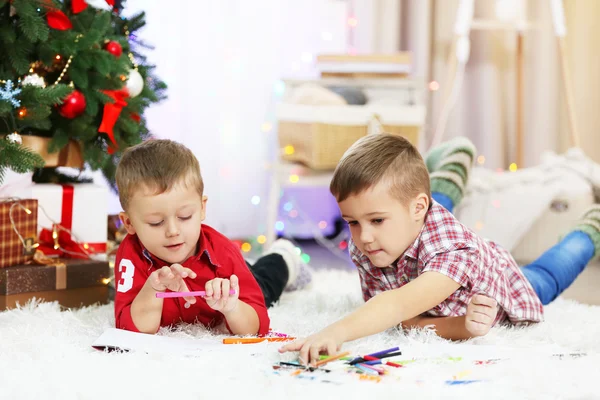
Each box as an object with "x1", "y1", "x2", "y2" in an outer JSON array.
[{"x1": 156, "y1": 289, "x2": 236, "y2": 299}]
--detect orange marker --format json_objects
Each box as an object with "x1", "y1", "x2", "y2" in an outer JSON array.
[
  {"x1": 223, "y1": 337, "x2": 296, "y2": 344},
  {"x1": 314, "y1": 351, "x2": 351, "y2": 367}
]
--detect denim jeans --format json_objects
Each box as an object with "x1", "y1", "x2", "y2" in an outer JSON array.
[
  {"x1": 431, "y1": 192, "x2": 595, "y2": 305},
  {"x1": 432, "y1": 192, "x2": 454, "y2": 213},
  {"x1": 521, "y1": 231, "x2": 594, "y2": 304}
]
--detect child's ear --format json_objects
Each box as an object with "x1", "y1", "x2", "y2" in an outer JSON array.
[
  {"x1": 412, "y1": 193, "x2": 429, "y2": 220},
  {"x1": 200, "y1": 195, "x2": 208, "y2": 221},
  {"x1": 119, "y1": 212, "x2": 136, "y2": 235}
]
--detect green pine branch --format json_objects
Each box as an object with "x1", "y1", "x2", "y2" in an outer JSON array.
[
  {"x1": 0, "y1": 101, "x2": 13, "y2": 117},
  {"x1": 26, "y1": 84, "x2": 72, "y2": 105},
  {"x1": 0, "y1": 140, "x2": 45, "y2": 182},
  {"x1": 47, "y1": 127, "x2": 69, "y2": 153}
]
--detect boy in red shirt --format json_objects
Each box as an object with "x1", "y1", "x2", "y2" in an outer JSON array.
[{"x1": 114, "y1": 139, "x2": 311, "y2": 335}]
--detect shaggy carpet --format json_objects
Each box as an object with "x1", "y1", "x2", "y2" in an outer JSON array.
[{"x1": 0, "y1": 270, "x2": 598, "y2": 400}]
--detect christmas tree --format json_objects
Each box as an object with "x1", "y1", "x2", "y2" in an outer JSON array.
[{"x1": 0, "y1": 0, "x2": 166, "y2": 184}]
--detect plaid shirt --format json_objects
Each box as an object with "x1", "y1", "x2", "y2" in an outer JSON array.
[{"x1": 350, "y1": 201, "x2": 544, "y2": 325}]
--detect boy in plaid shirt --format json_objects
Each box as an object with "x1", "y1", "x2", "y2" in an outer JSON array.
[{"x1": 281, "y1": 134, "x2": 600, "y2": 365}]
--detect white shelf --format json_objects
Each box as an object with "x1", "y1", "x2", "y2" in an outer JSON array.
[
  {"x1": 282, "y1": 77, "x2": 424, "y2": 90},
  {"x1": 272, "y1": 161, "x2": 334, "y2": 188}
]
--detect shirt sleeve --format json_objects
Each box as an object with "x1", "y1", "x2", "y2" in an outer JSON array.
[
  {"x1": 421, "y1": 249, "x2": 475, "y2": 291},
  {"x1": 113, "y1": 238, "x2": 151, "y2": 333},
  {"x1": 226, "y1": 247, "x2": 270, "y2": 336}
]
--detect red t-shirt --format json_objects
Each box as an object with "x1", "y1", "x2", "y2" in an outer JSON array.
[{"x1": 114, "y1": 224, "x2": 270, "y2": 335}]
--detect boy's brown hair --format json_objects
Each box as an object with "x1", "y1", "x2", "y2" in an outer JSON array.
[
  {"x1": 330, "y1": 133, "x2": 431, "y2": 205},
  {"x1": 116, "y1": 139, "x2": 204, "y2": 210}
]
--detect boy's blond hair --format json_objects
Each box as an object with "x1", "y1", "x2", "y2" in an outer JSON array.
[
  {"x1": 116, "y1": 139, "x2": 204, "y2": 210},
  {"x1": 330, "y1": 133, "x2": 431, "y2": 205}
]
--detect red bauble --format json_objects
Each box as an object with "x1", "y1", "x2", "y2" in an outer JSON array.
[
  {"x1": 58, "y1": 90, "x2": 87, "y2": 119},
  {"x1": 105, "y1": 41, "x2": 122, "y2": 57}
]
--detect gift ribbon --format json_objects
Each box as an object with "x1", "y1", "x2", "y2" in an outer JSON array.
[
  {"x1": 61, "y1": 184, "x2": 74, "y2": 230},
  {"x1": 38, "y1": 225, "x2": 88, "y2": 259},
  {"x1": 55, "y1": 263, "x2": 67, "y2": 290},
  {"x1": 98, "y1": 89, "x2": 128, "y2": 154},
  {"x1": 37, "y1": 185, "x2": 106, "y2": 258},
  {"x1": 32, "y1": 250, "x2": 67, "y2": 290}
]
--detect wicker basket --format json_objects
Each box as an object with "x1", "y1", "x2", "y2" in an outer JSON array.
[{"x1": 276, "y1": 104, "x2": 425, "y2": 170}]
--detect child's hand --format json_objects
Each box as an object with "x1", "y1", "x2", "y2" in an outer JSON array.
[
  {"x1": 204, "y1": 274, "x2": 240, "y2": 313},
  {"x1": 278, "y1": 329, "x2": 344, "y2": 366},
  {"x1": 150, "y1": 264, "x2": 198, "y2": 305},
  {"x1": 465, "y1": 294, "x2": 498, "y2": 337}
]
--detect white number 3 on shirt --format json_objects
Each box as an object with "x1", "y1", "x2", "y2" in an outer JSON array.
[{"x1": 117, "y1": 259, "x2": 135, "y2": 293}]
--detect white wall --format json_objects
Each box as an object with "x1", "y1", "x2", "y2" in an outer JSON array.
[{"x1": 103, "y1": 0, "x2": 350, "y2": 238}]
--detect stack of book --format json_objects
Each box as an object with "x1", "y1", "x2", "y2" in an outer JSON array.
[{"x1": 316, "y1": 53, "x2": 412, "y2": 79}]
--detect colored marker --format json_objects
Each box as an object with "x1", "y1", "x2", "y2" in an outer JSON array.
[
  {"x1": 349, "y1": 350, "x2": 402, "y2": 365},
  {"x1": 355, "y1": 364, "x2": 379, "y2": 376},
  {"x1": 156, "y1": 289, "x2": 236, "y2": 299},
  {"x1": 223, "y1": 337, "x2": 296, "y2": 344},
  {"x1": 314, "y1": 351, "x2": 351, "y2": 367},
  {"x1": 366, "y1": 346, "x2": 400, "y2": 358},
  {"x1": 358, "y1": 363, "x2": 384, "y2": 374},
  {"x1": 385, "y1": 361, "x2": 403, "y2": 368},
  {"x1": 445, "y1": 380, "x2": 482, "y2": 385}
]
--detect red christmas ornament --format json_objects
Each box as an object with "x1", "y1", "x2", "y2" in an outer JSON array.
[
  {"x1": 58, "y1": 90, "x2": 87, "y2": 119},
  {"x1": 104, "y1": 41, "x2": 122, "y2": 57},
  {"x1": 46, "y1": 9, "x2": 73, "y2": 30},
  {"x1": 130, "y1": 112, "x2": 141, "y2": 123}
]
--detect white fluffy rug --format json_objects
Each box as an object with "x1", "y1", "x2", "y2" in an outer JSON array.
[{"x1": 1, "y1": 270, "x2": 599, "y2": 400}]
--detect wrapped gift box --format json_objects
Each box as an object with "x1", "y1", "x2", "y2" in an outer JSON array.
[
  {"x1": 0, "y1": 259, "x2": 110, "y2": 310},
  {"x1": 10, "y1": 183, "x2": 108, "y2": 255},
  {"x1": 0, "y1": 287, "x2": 108, "y2": 310},
  {"x1": 0, "y1": 199, "x2": 38, "y2": 268}
]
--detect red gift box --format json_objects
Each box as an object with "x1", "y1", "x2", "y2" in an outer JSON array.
[{"x1": 0, "y1": 199, "x2": 38, "y2": 268}]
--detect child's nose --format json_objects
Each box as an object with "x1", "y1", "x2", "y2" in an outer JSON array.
[
  {"x1": 165, "y1": 219, "x2": 180, "y2": 237},
  {"x1": 360, "y1": 229, "x2": 374, "y2": 244}
]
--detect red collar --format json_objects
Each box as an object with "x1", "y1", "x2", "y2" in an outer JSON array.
[{"x1": 137, "y1": 226, "x2": 221, "y2": 268}]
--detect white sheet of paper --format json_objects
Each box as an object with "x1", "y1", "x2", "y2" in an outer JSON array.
[{"x1": 92, "y1": 328, "x2": 269, "y2": 357}]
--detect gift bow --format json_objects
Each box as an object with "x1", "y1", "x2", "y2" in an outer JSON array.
[
  {"x1": 98, "y1": 88, "x2": 129, "y2": 154},
  {"x1": 38, "y1": 224, "x2": 90, "y2": 259}
]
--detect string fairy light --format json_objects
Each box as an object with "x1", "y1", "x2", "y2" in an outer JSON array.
[
  {"x1": 123, "y1": 25, "x2": 139, "y2": 72},
  {"x1": 3, "y1": 197, "x2": 91, "y2": 259}
]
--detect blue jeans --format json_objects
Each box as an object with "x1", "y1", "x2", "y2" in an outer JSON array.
[
  {"x1": 432, "y1": 192, "x2": 595, "y2": 305},
  {"x1": 521, "y1": 231, "x2": 594, "y2": 304},
  {"x1": 432, "y1": 192, "x2": 454, "y2": 213}
]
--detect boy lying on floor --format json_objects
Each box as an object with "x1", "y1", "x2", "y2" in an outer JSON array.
[
  {"x1": 280, "y1": 134, "x2": 600, "y2": 365},
  {"x1": 113, "y1": 139, "x2": 312, "y2": 335}
]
